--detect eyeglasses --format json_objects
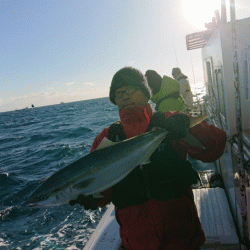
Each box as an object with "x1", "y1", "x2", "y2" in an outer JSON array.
[{"x1": 115, "y1": 86, "x2": 138, "y2": 99}]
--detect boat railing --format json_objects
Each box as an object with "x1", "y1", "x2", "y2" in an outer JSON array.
[
  {"x1": 188, "y1": 99, "x2": 204, "y2": 117},
  {"x1": 231, "y1": 132, "x2": 250, "y2": 174},
  {"x1": 201, "y1": 94, "x2": 230, "y2": 133}
]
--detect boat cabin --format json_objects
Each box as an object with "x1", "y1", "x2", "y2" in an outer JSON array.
[{"x1": 186, "y1": 9, "x2": 250, "y2": 250}]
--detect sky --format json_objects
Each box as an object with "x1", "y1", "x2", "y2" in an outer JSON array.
[{"x1": 0, "y1": 0, "x2": 249, "y2": 112}]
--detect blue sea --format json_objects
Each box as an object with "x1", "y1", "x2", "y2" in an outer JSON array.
[
  {"x1": 0, "y1": 94, "x2": 209, "y2": 249},
  {"x1": 0, "y1": 98, "x2": 120, "y2": 250}
]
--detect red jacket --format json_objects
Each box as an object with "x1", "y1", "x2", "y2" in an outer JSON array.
[{"x1": 90, "y1": 103, "x2": 227, "y2": 250}]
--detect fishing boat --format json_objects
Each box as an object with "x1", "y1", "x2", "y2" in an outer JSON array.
[{"x1": 84, "y1": 1, "x2": 250, "y2": 249}]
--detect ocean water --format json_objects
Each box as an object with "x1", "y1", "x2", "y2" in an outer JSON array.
[
  {"x1": 0, "y1": 98, "x2": 119, "y2": 250},
  {"x1": 0, "y1": 94, "x2": 210, "y2": 250}
]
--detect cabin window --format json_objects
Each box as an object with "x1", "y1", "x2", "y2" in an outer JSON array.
[
  {"x1": 205, "y1": 58, "x2": 227, "y2": 129},
  {"x1": 241, "y1": 47, "x2": 250, "y2": 100},
  {"x1": 206, "y1": 60, "x2": 214, "y2": 96},
  {"x1": 247, "y1": 47, "x2": 250, "y2": 100},
  {"x1": 206, "y1": 59, "x2": 218, "y2": 115},
  {"x1": 214, "y1": 68, "x2": 226, "y2": 122},
  {"x1": 242, "y1": 60, "x2": 248, "y2": 100}
]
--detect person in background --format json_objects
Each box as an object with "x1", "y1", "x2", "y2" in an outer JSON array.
[
  {"x1": 145, "y1": 69, "x2": 186, "y2": 112},
  {"x1": 70, "y1": 67, "x2": 227, "y2": 250},
  {"x1": 172, "y1": 67, "x2": 194, "y2": 110}
]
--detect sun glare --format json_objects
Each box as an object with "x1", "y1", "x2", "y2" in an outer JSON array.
[{"x1": 181, "y1": 0, "x2": 221, "y2": 29}]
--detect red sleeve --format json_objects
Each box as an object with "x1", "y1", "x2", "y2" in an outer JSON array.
[
  {"x1": 90, "y1": 127, "x2": 110, "y2": 153},
  {"x1": 164, "y1": 111, "x2": 227, "y2": 163},
  {"x1": 90, "y1": 127, "x2": 113, "y2": 207},
  {"x1": 184, "y1": 120, "x2": 227, "y2": 162}
]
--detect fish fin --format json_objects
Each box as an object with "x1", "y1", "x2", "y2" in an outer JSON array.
[
  {"x1": 96, "y1": 137, "x2": 117, "y2": 150},
  {"x1": 190, "y1": 115, "x2": 208, "y2": 128},
  {"x1": 39, "y1": 177, "x2": 49, "y2": 183},
  {"x1": 141, "y1": 160, "x2": 151, "y2": 165},
  {"x1": 72, "y1": 178, "x2": 95, "y2": 189},
  {"x1": 181, "y1": 133, "x2": 206, "y2": 149},
  {"x1": 141, "y1": 155, "x2": 151, "y2": 165},
  {"x1": 92, "y1": 193, "x2": 104, "y2": 198}
]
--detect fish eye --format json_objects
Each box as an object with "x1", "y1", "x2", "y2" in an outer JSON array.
[{"x1": 39, "y1": 195, "x2": 48, "y2": 201}]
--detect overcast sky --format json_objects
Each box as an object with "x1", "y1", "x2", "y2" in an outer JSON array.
[{"x1": 1, "y1": 0, "x2": 249, "y2": 112}]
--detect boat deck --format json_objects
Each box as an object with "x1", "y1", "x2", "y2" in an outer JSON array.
[
  {"x1": 193, "y1": 188, "x2": 239, "y2": 249},
  {"x1": 84, "y1": 161, "x2": 240, "y2": 250}
]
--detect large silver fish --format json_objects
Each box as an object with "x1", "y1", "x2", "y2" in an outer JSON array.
[
  {"x1": 27, "y1": 115, "x2": 207, "y2": 208},
  {"x1": 27, "y1": 129, "x2": 169, "y2": 207}
]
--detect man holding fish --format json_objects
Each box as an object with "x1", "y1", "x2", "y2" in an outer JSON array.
[{"x1": 69, "y1": 67, "x2": 227, "y2": 250}]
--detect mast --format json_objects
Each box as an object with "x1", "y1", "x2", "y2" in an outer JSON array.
[
  {"x1": 230, "y1": 0, "x2": 248, "y2": 246},
  {"x1": 172, "y1": 36, "x2": 179, "y2": 67},
  {"x1": 221, "y1": 0, "x2": 227, "y2": 24}
]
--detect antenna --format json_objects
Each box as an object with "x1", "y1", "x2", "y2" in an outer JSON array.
[
  {"x1": 190, "y1": 53, "x2": 196, "y2": 86},
  {"x1": 172, "y1": 36, "x2": 178, "y2": 67},
  {"x1": 189, "y1": 53, "x2": 201, "y2": 108}
]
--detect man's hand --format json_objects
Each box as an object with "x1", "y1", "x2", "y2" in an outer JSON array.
[
  {"x1": 148, "y1": 112, "x2": 190, "y2": 141},
  {"x1": 69, "y1": 194, "x2": 100, "y2": 210}
]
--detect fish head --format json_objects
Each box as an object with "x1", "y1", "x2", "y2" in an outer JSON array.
[
  {"x1": 27, "y1": 178, "x2": 92, "y2": 207},
  {"x1": 27, "y1": 192, "x2": 51, "y2": 208},
  {"x1": 27, "y1": 189, "x2": 70, "y2": 207},
  {"x1": 27, "y1": 182, "x2": 69, "y2": 208},
  {"x1": 27, "y1": 169, "x2": 76, "y2": 207}
]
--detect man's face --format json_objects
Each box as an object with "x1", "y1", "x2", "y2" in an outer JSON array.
[{"x1": 114, "y1": 86, "x2": 148, "y2": 110}]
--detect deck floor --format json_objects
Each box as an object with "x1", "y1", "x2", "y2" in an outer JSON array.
[{"x1": 84, "y1": 160, "x2": 240, "y2": 250}]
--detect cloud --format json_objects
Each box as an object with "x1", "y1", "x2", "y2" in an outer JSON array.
[
  {"x1": 11, "y1": 95, "x2": 29, "y2": 100},
  {"x1": 82, "y1": 82, "x2": 95, "y2": 86},
  {"x1": 0, "y1": 81, "x2": 109, "y2": 112},
  {"x1": 127, "y1": 61, "x2": 136, "y2": 65},
  {"x1": 65, "y1": 81, "x2": 74, "y2": 86},
  {"x1": 30, "y1": 92, "x2": 42, "y2": 97}
]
